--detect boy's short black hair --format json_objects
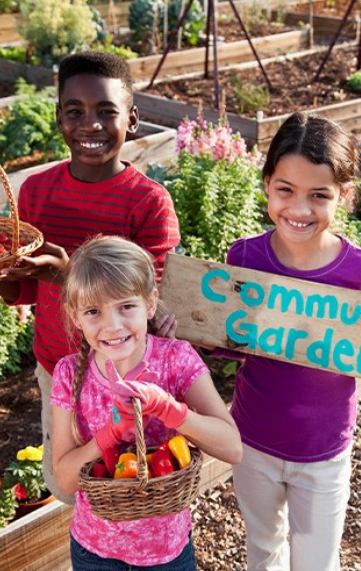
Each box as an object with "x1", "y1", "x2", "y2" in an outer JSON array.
[{"x1": 58, "y1": 50, "x2": 134, "y2": 105}]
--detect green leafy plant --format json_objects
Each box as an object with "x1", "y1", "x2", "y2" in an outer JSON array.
[
  {"x1": 0, "y1": 300, "x2": 34, "y2": 379},
  {"x1": 346, "y1": 70, "x2": 361, "y2": 92},
  {"x1": 0, "y1": 78, "x2": 69, "y2": 167},
  {"x1": 128, "y1": 0, "x2": 205, "y2": 51},
  {"x1": 163, "y1": 0, "x2": 205, "y2": 46},
  {"x1": 93, "y1": 34, "x2": 138, "y2": 59},
  {"x1": 0, "y1": 478, "x2": 17, "y2": 528},
  {"x1": 147, "y1": 110, "x2": 266, "y2": 262},
  {"x1": 0, "y1": 0, "x2": 19, "y2": 14},
  {"x1": 0, "y1": 46, "x2": 26, "y2": 63},
  {"x1": 18, "y1": 0, "x2": 97, "y2": 67},
  {"x1": 3, "y1": 445, "x2": 47, "y2": 502},
  {"x1": 231, "y1": 75, "x2": 270, "y2": 114}
]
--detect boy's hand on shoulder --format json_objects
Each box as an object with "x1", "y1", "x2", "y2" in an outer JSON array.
[
  {"x1": 0, "y1": 242, "x2": 69, "y2": 285},
  {"x1": 153, "y1": 313, "x2": 177, "y2": 339}
]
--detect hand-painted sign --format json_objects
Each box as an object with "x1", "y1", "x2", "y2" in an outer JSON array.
[{"x1": 160, "y1": 254, "x2": 361, "y2": 377}]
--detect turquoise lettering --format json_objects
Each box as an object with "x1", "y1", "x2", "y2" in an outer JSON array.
[
  {"x1": 258, "y1": 327, "x2": 285, "y2": 355},
  {"x1": 225, "y1": 310, "x2": 258, "y2": 349},
  {"x1": 240, "y1": 281, "x2": 265, "y2": 308},
  {"x1": 305, "y1": 294, "x2": 338, "y2": 319},
  {"x1": 306, "y1": 328, "x2": 333, "y2": 369},
  {"x1": 340, "y1": 302, "x2": 361, "y2": 326},
  {"x1": 356, "y1": 346, "x2": 361, "y2": 375},
  {"x1": 333, "y1": 339, "x2": 354, "y2": 373},
  {"x1": 268, "y1": 284, "x2": 304, "y2": 314},
  {"x1": 284, "y1": 328, "x2": 309, "y2": 359},
  {"x1": 201, "y1": 269, "x2": 230, "y2": 303}
]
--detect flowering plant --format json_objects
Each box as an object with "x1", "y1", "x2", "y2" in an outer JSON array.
[
  {"x1": 3, "y1": 445, "x2": 48, "y2": 503},
  {"x1": 0, "y1": 477, "x2": 17, "y2": 528},
  {"x1": 147, "y1": 109, "x2": 267, "y2": 262}
]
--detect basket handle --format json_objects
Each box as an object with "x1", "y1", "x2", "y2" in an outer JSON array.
[
  {"x1": 0, "y1": 164, "x2": 19, "y2": 254},
  {"x1": 132, "y1": 397, "x2": 149, "y2": 491}
]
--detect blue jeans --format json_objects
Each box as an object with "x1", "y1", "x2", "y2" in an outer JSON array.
[{"x1": 70, "y1": 534, "x2": 197, "y2": 571}]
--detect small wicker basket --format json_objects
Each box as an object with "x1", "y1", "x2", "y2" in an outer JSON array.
[
  {"x1": 79, "y1": 398, "x2": 203, "y2": 521},
  {"x1": 0, "y1": 164, "x2": 43, "y2": 269}
]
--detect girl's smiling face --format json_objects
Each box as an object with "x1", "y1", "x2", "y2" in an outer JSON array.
[
  {"x1": 73, "y1": 291, "x2": 157, "y2": 377},
  {"x1": 265, "y1": 154, "x2": 341, "y2": 248}
]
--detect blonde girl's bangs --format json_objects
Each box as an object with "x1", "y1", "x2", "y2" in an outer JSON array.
[{"x1": 63, "y1": 235, "x2": 156, "y2": 314}]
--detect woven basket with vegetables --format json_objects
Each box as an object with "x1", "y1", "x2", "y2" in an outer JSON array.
[
  {"x1": 79, "y1": 398, "x2": 203, "y2": 521},
  {"x1": 0, "y1": 165, "x2": 43, "y2": 268}
]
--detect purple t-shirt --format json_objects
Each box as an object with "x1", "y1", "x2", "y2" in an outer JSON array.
[{"x1": 226, "y1": 229, "x2": 361, "y2": 462}]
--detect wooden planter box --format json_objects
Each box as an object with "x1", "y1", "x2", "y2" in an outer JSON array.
[
  {"x1": 0, "y1": 454, "x2": 232, "y2": 571},
  {"x1": 0, "y1": 120, "x2": 176, "y2": 211},
  {"x1": 0, "y1": 28, "x2": 309, "y2": 88}
]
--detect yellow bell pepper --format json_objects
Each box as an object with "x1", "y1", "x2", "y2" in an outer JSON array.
[{"x1": 168, "y1": 435, "x2": 191, "y2": 469}]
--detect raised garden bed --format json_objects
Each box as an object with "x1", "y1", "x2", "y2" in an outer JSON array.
[{"x1": 134, "y1": 41, "x2": 361, "y2": 152}]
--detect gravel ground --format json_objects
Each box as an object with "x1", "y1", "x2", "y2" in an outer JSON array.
[{"x1": 192, "y1": 400, "x2": 361, "y2": 570}]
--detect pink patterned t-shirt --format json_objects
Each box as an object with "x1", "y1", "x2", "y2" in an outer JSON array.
[{"x1": 51, "y1": 335, "x2": 209, "y2": 566}]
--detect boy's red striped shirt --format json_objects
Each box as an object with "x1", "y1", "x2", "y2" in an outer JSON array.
[{"x1": 15, "y1": 160, "x2": 180, "y2": 374}]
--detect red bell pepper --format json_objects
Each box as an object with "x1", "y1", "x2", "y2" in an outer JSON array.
[
  {"x1": 151, "y1": 447, "x2": 178, "y2": 477},
  {"x1": 91, "y1": 462, "x2": 109, "y2": 478},
  {"x1": 102, "y1": 445, "x2": 121, "y2": 477}
]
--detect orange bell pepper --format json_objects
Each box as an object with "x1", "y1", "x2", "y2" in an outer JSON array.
[
  {"x1": 168, "y1": 435, "x2": 191, "y2": 469},
  {"x1": 114, "y1": 452, "x2": 138, "y2": 479}
]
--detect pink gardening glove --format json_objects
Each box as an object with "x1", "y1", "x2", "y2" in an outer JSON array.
[
  {"x1": 95, "y1": 405, "x2": 137, "y2": 453},
  {"x1": 105, "y1": 360, "x2": 188, "y2": 428}
]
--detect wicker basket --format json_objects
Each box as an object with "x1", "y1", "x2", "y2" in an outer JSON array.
[
  {"x1": 0, "y1": 164, "x2": 43, "y2": 269},
  {"x1": 79, "y1": 398, "x2": 203, "y2": 521}
]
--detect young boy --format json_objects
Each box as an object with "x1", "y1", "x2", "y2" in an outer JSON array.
[{"x1": 0, "y1": 51, "x2": 180, "y2": 504}]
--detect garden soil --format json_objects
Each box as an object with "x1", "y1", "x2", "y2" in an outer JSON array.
[
  {"x1": 0, "y1": 362, "x2": 360, "y2": 570},
  {"x1": 146, "y1": 44, "x2": 361, "y2": 122}
]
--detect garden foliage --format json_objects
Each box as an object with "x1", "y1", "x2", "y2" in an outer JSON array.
[
  {"x1": 0, "y1": 79, "x2": 69, "y2": 167},
  {"x1": 18, "y1": 0, "x2": 98, "y2": 67},
  {"x1": 147, "y1": 111, "x2": 266, "y2": 262},
  {"x1": 0, "y1": 302, "x2": 34, "y2": 379},
  {"x1": 128, "y1": 0, "x2": 205, "y2": 50}
]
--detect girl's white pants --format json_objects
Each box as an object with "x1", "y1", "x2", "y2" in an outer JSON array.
[{"x1": 232, "y1": 442, "x2": 352, "y2": 571}]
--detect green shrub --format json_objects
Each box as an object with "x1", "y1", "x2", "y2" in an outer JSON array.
[
  {"x1": 346, "y1": 70, "x2": 361, "y2": 92},
  {"x1": 0, "y1": 0, "x2": 19, "y2": 14},
  {"x1": 18, "y1": 0, "x2": 97, "y2": 67},
  {"x1": 0, "y1": 302, "x2": 34, "y2": 379},
  {"x1": 231, "y1": 75, "x2": 270, "y2": 114},
  {"x1": 0, "y1": 79, "x2": 69, "y2": 167},
  {"x1": 92, "y1": 35, "x2": 138, "y2": 59},
  {"x1": 147, "y1": 112, "x2": 266, "y2": 262},
  {"x1": 128, "y1": 0, "x2": 205, "y2": 50},
  {"x1": 0, "y1": 46, "x2": 26, "y2": 63}
]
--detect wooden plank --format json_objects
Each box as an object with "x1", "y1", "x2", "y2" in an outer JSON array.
[
  {"x1": 0, "y1": 500, "x2": 73, "y2": 571},
  {"x1": 134, "y1": 92, "x2": 257, "y2": 142},
  {"x1": 257, "y1": 98, "x2": 361, "y2": 152},
  {"x1": 160, "y1": 253, "x2": 361, "y2": 377},
  {"x1": 129, "y1": 30, "x2": 309, "y2": 80},
  {"x1": 199, "y1": 455, "x2": 232, "y2": 493}
]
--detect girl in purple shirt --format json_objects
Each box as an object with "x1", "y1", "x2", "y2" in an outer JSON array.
[
  {"x1": 50, "y1": 235, "x2": 242, "y2": 570},
  {"x1": 227, "y1": 112, "x2": 360, "y2": 571}
]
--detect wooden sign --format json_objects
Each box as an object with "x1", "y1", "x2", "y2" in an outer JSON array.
[{"x1": 160, "y1": 254, "x2": 361, "y2": 378}]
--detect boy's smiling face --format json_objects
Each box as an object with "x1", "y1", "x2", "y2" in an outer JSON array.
[{"x1": 56, "y1": 73, "x2": 139, "y2": 182}]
